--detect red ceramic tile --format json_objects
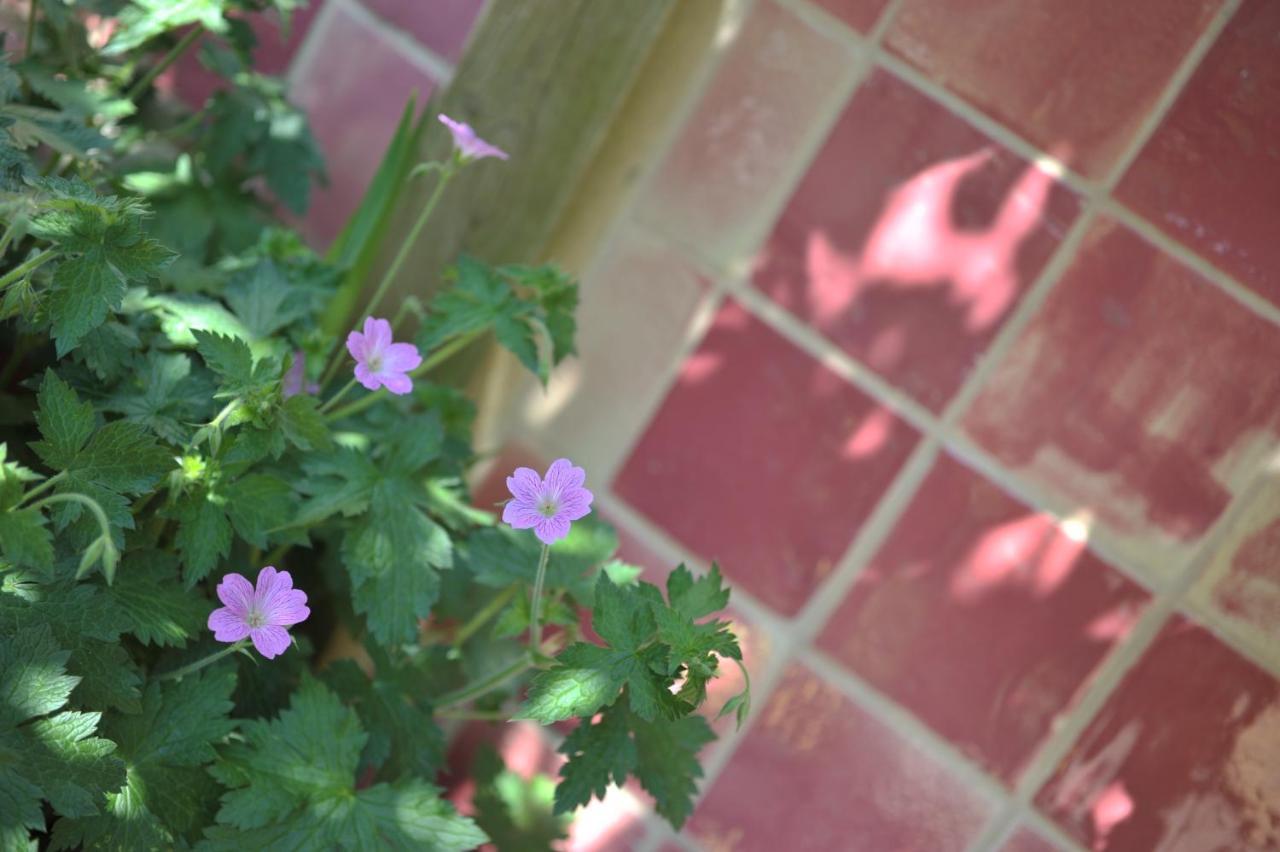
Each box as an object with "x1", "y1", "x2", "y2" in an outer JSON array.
[
  {"x1": 1190, "y1": 481, "x2": 1280, "y2": 653},
  {"x1": 813, "y1": 0, "x2": 891, "y2": 33},
  {"x1": 754, "y1": 70, "x2": 1080, "y2": 412},
  {"x1": 637, "y1": 0, "x2": 853, "y2": 264},
  {"x1": 964, "y1": 218, "x2": 1280, "y2": 561},
  {"x1": 614, "y1": 299, "x2": 921, "y2": 616},
  {"x1": 364, "y1": 0, "x2": 485, "y2": 63},
  {"x1": 1000, "y1": 826, "x2": 1064, "y2": 852},
  {"x1": 885, "y1": 0, "x2": 1225, "y2": 179},
  {"x1": 1118, "y1": 0, "x2": 1280, "y2": 308},
  {"x1": 288, "y1": 5, "x2": 437, "y2": 245},
  {"x1": 819, "y1": 453, "x2": 1148, "y2": 782},
  {"x1": 1036, "y1": 618, "x2": 1280, "y2": 851},
  {"x1": 690, "y1": 663, "x2": 993, "y2": 850}
]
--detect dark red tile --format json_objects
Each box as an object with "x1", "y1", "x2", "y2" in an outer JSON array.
[
  {"x1": 364, "y1": 0, "x2": 485, "y2": 63},
  {"x1": 753, "y1": 70, "x2": 1079, "y2": 412},
  {"x1": 614, "y1": 300, "x2": 921, "y2": 616},
  {"x1": 288, "y1": 5, "x2": 437, "y2": 245},
  {"x1": 813, "y1": 0, "x2": 891, "y2": 33},
  {"x1": 819, "y1": 453, "x2": 1148, "y2": 782},
  {"x1": 1036, "y1": 618, "x2": 1280, "y2": 850},
  {"x1": 1118, "y1": 0, "x2": 1280, "y2": 308},
  {"x1": 885, "y1": 0, "x2": 1225, "y2": 178},
  {"x1": 964, "y1": 218, "x2": 1280, "y2": 558},
  {"x1": 690, "y1": 664, "x2": 993, "y2": 850},
  {"x1": 1000, "y1": 826, "x2": 1064, "y2": 852}
]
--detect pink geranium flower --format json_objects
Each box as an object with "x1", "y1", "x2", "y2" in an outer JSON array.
[
  {"x1": 439, "y1": 114, "x2": 509, "y2": 162},
  {"x1": 346, "y1": 317, "x2": 422, "y2": 395},
  {"x1": 503, "y1": 458, "x2": 594, "y2": 545},
  {"x1": 208, "y1": 566, "x2": 310, "y2": 659}
]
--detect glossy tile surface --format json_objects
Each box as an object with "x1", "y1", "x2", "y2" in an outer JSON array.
[
  {"x1": 754, "y1": 70, "x2": 1079, "y2": 411},
  {"x1": 885, "y1": 0, "x2": 1225, "y2": 178},
  {"x1": 614, "y1": 299, "x2": 920, "y2": 616},
  {"x1": 819, "y1": 453, "x2": 1148, "y2": 782},
  {"x1": 690, "y1": 663, "x2": 993, "y2": 850},
  {"x1": 1037, "y1": 619, "x2": 1280, "y2": 850},
  {"x1": 1118, "y1": 0, "x2": 1280, "y2": 307}
]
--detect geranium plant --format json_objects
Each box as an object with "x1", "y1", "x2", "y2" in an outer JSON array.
[{"x1": 0, "y1": 2, "x2": 749, "y2": 849}]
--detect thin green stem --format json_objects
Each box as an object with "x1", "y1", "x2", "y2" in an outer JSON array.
[
  {"x1": 0, "y1": 222, "x2": 16, "y2": 257},
  {"x1": 18, "y1": 471, "x2": 65, "y2": 507},
  {"x1": 158, "y1": 640, "x2": 249, "y2": 681},
  {"x1": 28, "y1": 491, "x2": 117, "y2": 579},
  {"x1": 0, "y1": 249, "x2": 56, "y2": 292},
  {"x1": 318, "y1": 377, "x2": 359, "y2": 414},
  {"x1": 318, "y1": 164, "x2": 456, "y2": 387},
  {"x1": 528, "y1": 544, "x2": 551, "y2": 652},
  {"x1": 126, "y1": 26, "x2": 203, "y2": 104},
  {"x1": 434, "y1": 653, "x2": 533, "y2": 711},
  {"x1": 23, "y1": 0, "x2": 36, "y2": 57},
  {"x1": 453, "y1": 586, "x2": 518, "y2": 650},
  {"x1": 322, "y1": 330, "x2": 479, "y2": 422}
]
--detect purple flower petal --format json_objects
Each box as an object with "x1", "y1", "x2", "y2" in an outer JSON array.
[
  {"x1": 506, "y1": 468, "x2": 541, "y2": 503},
  {"x1": 439, "y1": 114, "x2": 509, "y2": 161},
  {"x1": 382, "y1": 342, "x2": 422, "y2": 373},
  {"x1": 250, "y1": 625, "x2": 292, "y2": 659},
  {"x1": 266, "y1": 590, "x2": 310, "y2": 627},
  {"x1": 364, "y1": 317, "x2": 392, "y2": 350},
  {"x1": 215, "y1": 573, "x2": 254, "y2": 615},
  {"x1": 380, "y1": 372, "x2": 413, "y2": 395},
  {"x1": 503, "y1": 500, "x2": 542, "y2": 529},
  {"x1": 346, "y1": 329, "x2": 367, "y2": 361},
  {"x1": 208, "y1": 607, "x2": 252, "y2": 642},
  {"x1": 283, "y1": 352, "x2": 309, "y2": 399},
  {"x1": 534, "y1": 515, "x2": 571, "y2": 545},
  {"x1": 353, "y1": 363, "x2": 381, "y2": 391},
  {"x1": 559, "y1": 488, "x2": 594, "y2": 521},
  {"x1": 544, "y1": 458, "x2": 585, "y2": 494}
]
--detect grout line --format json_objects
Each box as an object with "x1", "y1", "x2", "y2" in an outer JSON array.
[
  {"x1": 334, "y1": 0, "x2": 457, "y2": 83},
  {"x1": 284, "y1": 0, "x2": 341, "y2": 87}
]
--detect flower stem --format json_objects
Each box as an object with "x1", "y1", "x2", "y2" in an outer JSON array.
[
  {"x1": 318, "y1": 377, "x2": 359, "y2": 414},
  {"x1": 0, "y1": 249, "x2": 56, "y2": 292},
  {"x1": 23, "y1": 0, "x2": 37, "y2": 57},
  {"x1": 317, "y1": 163, "x2": 456, "y2": 388},
  {"x1": 453, "y1": 585, "x2": 518, "y2": 650},
  {"x1": 322, "y1": 330, "x2": 478, "y2": 422},
  {"x1": 158, "y1": 640, "x2": 249, "y2": 681},
  {"x1": 18, "y1": 471, "x2": 65, "y2": 506},
  {"x1": 434, "y1": 653, "x2": 533, "y2": 711},
  {"x1": 126, "y1": 26, "x2": 203, "y2": 103},
  {"x1": 528, "y1": 544, "x2": 551, "y2": 653}
]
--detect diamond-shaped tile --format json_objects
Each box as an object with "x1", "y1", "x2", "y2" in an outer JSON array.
[
  {"x1": 963, "y1": 218, "x2": 1280, "y2": 570},
  {"x1": 1036, "y1": 618, "x2": 1280, "y2": 850},
  {"x1": 754, "y1": 69, "x2": 1079, "y2": 411},
  {"x1": 1117, "y1": 0, "x2": 1280, "y2": 308},
  {"x1": 885, "y1": 0, "x2": 1226, "y2": 178},
  {"x1": 818, "y1": 452, "x2": 1148, "y2": 782},
  {"x1": 689, "y1": 663, "x2": 993, "y2": 850},
  {"x1": 614, "y1": 299, "x2": 921, "y2": 616}
]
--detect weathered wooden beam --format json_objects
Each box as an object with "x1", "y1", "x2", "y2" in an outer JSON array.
[{"x1": 373, "y1": 0, "x2": 676, "y2": 308}]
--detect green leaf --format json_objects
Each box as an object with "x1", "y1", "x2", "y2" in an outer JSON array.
[
  {"x1": 224, "y1": 260, "x2": 312, "y2": 340},
  {"x1": 0, "y1": 443, "x2": 39, "y2": 512},
  {"x1": 72, "y1": 420, "x2": 172, "y2": 495},
  {"x1": 105, "y1": 551, "x2": 211, "y2": 647},
  {"x1": 0, "y1": 508, "x2": 53, "y2": 570},
  {"x1": 631, "y1": 713, "x2": 715, "y2": 828},
  {"x1": 667, "y1": 563, "x2": 732, "y2": 620},
  {"x1": 170, "y1": 491, "x2": 232, "y2": 586},
  {"x1": 102, "y1": 352, "x2": 216, "y2": 445},
  {"x1": 552, "y1": 703, "x2": 636, "y2": 815},
  {"x1": 463, "y1": 519, "x2": 618, "y2": 602},
  {"x1": 223, "y1": 473, "x2": 295, "y2": 548},
  {"x1": 32, "y1": 371, "x2": 95, "y2": 470},
  {"x1": 209, "y1": 676, "x2": 484, "y2": 850},
  {"x1": 0, "y1": 575, "x2": 141, "y2": 712},
  {"x1": 0, "y1": 627, "x2": 126, "y2": 840},
  {"x1": 106, "y1": 0, "x2": 232, "y2": 54},
  {"x1": 193, "y1": 329, "x2": 254, "y2": 390},
  {"x1": 516, "y1": 644, "x2": 629, "y2": 724},
  {"x1": 343, "y1": 479, "x2": 451, "y2": 646},
  {"x1": 52, "y1": 669, "x2": 237, "y2": 849},
  {"x1": 279, "y1": 393, "x2": 332, "y2": 452}
]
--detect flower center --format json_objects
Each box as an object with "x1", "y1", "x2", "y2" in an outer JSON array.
[
  {"x1": 367, "y1": 353, "x2": 383, "y2": 372},
  {"x1": 536, "y1": 495, "x2": 560, "y2": 518},
  {"x1": 245, "y1": 609, "x2": 266, "y2": 629}
]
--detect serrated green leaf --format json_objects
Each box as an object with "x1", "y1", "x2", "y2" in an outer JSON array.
[
  {"x1": 170, "y1": 492, "x2": 232, "y2": 586},
  {"x1": 225, "y1": 260, "x2": 313, "y2": 340},
  {"x1": 279, "y1": 393, "x2": 332, "y2": 452},
  {"x1": 193, "y1": 329, "x2": 253, "y2": 389},
  {"x1": 516, "y1": 644, "x2": 628, "y2": 724},
  {"x1": 0, "y1": 508, "x2": 53, "y2": 570},
  {"x1": 105, "y1": 551, "x2": 211, "y2": 647},
  {"x1": 667, "y1": 563, "x2": 732, "y2": 620},
  {"x1": 105, "y1": 0, "x2": 232, "y2": 54},
  {"x1": 473, "y1": 746, "x2": 568, "y2": 851},
  {"x1": 223, "y1": 473, "x2": 294, "y2": 548},
  {"x1": 552, "y1": 703, "x2": 636, "y2": 815},
  {"x1": 73, "y1": 420, "x2": 172, "y2": 494},
  {"x1": 631, "y1": 713, "x2": 715, "y2": 828},
  {"x1": 32, "y1": 371, "x2": 94, "y2": 469}
]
